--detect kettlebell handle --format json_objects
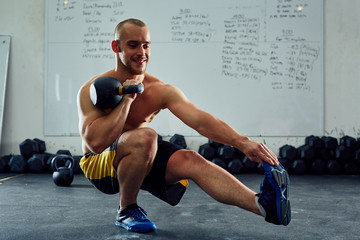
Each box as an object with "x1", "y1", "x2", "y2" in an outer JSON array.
[
  {"x1": 120, "y1": 84, "x2": 144, "y2": 95},
  {"x1": 51, "y1": 154, "x2": 74, "y2": 171}
]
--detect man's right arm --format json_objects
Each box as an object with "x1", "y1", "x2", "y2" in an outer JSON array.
[
  {"x1": 162, "y1": 84, "x2": 278, "y2": 166},
  {"x1": 77, "y1": 81, "x2": 134, "y2": 153}
]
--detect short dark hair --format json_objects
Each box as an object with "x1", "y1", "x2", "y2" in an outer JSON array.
[{"x1": 114, "y1": 18, "x2": 146, "y2": 40}]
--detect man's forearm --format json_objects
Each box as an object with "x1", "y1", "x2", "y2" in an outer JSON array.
[
  {"x1": 195, "y1": 112, "x2": 250, "y2": 151},
  {"x1": 84, "y1": 98, "x2": 133, "y2": 153}
]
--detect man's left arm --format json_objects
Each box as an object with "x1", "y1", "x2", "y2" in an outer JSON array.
[{"x1": 164, "y1": 85, "x2": 278, "y2": 166}]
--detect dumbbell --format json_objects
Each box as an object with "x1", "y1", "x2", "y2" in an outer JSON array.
[
  {"x1": 328, "y1": 159, "x2": 342, "y2": 174},
  {"x1": 340, "y1": 136, "x2": 358, "y2": 150},
  {"x1": 227, "y1": 158, "x2": 243, "y2": 174},
  {"x1": 0, "y1": 155, "x2": 11, "y2": 173},
  {"x1": 242, "y1": 156, "x2": 257, "y2": 172},
  {"x1": 310, "y1": 158, "x2": 325, "y2": 174},
  {"x1": 335, "y1": 145, "x2": 353, "y2": 162},
  {"x1": 19, "y1": 138, "x2": 46, "y2": 159},
  {"x1": 291, "y1": 159, "x2": 307, "y2": 174},
  {"x1": 343, "y1": 161, "x2": 359, "y2": 175},
  {"x1": 56, "y1": 149, "x2": 72, "y2": 156},
  {"x1": 72, "y1": 155, "x2": 83, "y2": 174},
  {"x1": 169, "y1": 134, "x2": 187, "y2": 149},
  {"x1": 297, "y1": 145, "x2": 315, "y2": 162},
  {"x1": 217, "y1": 145, "x2": 235, "y2": 161},
  {"x1": 278, "y1": 158, "x2": 292, "y2": 172},
  {"x1": 211, "y1": 158, "x2": 227, "y2": 169},
  {"x1": 256, "y1": 163, "x2": 265, "y2": 174},
  {"x1": 27, "y1": 153, "x2": 52, "y2": 173},
  {"x1": 235, "y1": 148, "x2": 246, "y2": 160},
  {"x1": 208, "y1": 139, "x2": 223, "y2": 148},
  {"x1": 316, "y1": 148, "x2": 331, "y2": 161},
  {"x1": 90, "y1": 76, "x2": 144, "y2": 109},
  {"x1": 321, "y1": 136, "x2": 338, "y2": 150},
  {"x1": 326, "y1": 159, "x2": 341, "y2": 175},
  {"x1": 305, "y1": 135, "x2": 324, "y2": 149},
  {"x1": 198, "y1": 143, "x2": 216, "y2": 159},
  {"x1": 8, "y1": 155, "x2": 27, "y2": 173},
  {"x1": 279, "y1": 144, "x2": 297, "y2": 161},
  {"x1": 356, "y1": 149, "x2": 360, "y2": 165}
]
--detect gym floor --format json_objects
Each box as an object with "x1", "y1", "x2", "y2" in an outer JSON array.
[{"x1": 1, "y1": 173, "x2": 359, "y2": 240}]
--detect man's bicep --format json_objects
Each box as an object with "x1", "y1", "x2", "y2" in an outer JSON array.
[{"x1": 77, "y1": 86, "x2": 101, "y2": 137}]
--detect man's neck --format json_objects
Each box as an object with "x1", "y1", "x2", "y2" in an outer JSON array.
[{"x1": 114, "y1": 58, "x2": 145, "y2": 83}]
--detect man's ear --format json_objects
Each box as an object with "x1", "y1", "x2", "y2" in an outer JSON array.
[{"x1": 111, "y1": 40, "x2": 120, "y2": 53}]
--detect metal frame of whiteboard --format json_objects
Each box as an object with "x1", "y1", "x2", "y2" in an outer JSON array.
[{"x1": 0, "y1": 36, "x2": 10, "y2": 146}]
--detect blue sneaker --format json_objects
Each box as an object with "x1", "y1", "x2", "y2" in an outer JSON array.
[
  {"x1": 257, "y1": 161, "x2": 291, "y2": 226},
  {"x1": 115, "y1": 204, "x2": 157, "y2": 233}
]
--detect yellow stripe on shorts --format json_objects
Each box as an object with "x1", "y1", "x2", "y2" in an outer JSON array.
[
  {"x1": 80, "y1": 148, "x2": 117, "y2": 180},
  {"x1": 179, "y1": 179, "x2": 189, "y2": 188}
]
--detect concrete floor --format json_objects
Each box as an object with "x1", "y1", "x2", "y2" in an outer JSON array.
[{"x1": 0, "y1": 173, "x2": 359, "y2": 240}]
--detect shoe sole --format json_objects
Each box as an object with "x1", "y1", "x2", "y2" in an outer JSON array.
[
  {"x1": 115, "y1": 220, "x2": 156, "y2": 233},
  {"x1": 264, "y1": 162, "x2": 291, "y2": 226}
]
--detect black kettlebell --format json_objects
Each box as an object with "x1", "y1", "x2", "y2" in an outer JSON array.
[
  {"x1": 90, "y1": 76, "x2": 144, "y2": 109},
  {"x1": 51, "y1": 154, "x2": 74, "y2": 186}
]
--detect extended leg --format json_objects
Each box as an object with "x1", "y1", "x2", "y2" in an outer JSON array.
[
  {"x1": 166, "y1": 149, "x2": 291, "y2": 225},
  {"x1": 165, "y1": 150, "x2": 262, "y2": 215}
]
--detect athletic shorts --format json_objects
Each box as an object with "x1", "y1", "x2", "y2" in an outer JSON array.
[{"x1": 79, "y1": 139, "x2": 188, "y2": 206}]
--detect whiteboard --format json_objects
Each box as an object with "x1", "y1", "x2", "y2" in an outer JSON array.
[
  {"x1": 45, "y1": 0, "x2": 323, "y2": 136},
  {"x1": 0, "y1": 36, "x2": 10, "y2": 145}
]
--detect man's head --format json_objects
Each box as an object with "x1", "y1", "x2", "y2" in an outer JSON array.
[
  {"x1": 112, "y1": 19, "x2": 151, "y2": 75},
  {"x1": 114, "y1": 18, "x2": 146, "y2": 41}
]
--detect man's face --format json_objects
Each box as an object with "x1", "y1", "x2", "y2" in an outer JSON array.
[{"x1": 118, "y1": 24, "x2": 151, "y2": 75}]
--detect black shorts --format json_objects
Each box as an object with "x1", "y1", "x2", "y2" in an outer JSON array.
[{"x1": 80, "y1": 139, "x2": 188, "y2": 206}]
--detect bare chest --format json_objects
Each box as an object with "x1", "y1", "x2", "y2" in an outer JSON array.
[{"x1": 124, "y1": 94, "x2": 162, "y2": 129}]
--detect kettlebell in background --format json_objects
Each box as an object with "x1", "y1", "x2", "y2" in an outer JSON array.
[
  {"x1": 90, "y1": 76, "x2": 144, "y2": 109},
  {"x1": 51, "y1": 154, "x2": 74, "y2": 186}
]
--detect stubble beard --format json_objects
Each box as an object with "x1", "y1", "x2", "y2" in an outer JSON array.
[{"x1": 123, "y1": 57, "x2": 148, "y2": 76}]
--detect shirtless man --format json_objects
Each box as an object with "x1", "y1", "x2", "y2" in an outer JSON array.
[{"x1": 77, "y1": 18, "x2": 291, "y2": 233}]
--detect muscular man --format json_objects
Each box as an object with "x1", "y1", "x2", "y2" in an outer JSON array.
[{"x1": 77, "y1": 18, "x2": 291, "y2": 233}]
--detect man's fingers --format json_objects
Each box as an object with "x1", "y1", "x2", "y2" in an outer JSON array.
[{"x1": 260, "y1": 143, "x2": 279, "y2": 166}]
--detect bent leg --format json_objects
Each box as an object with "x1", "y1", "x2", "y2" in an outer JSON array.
[
  {"x1": 113, "y1": 128, "x2": 158, "y2": 209},
  {"x1": 165, "y1": 150, "x2": 261, "y2": 215}
]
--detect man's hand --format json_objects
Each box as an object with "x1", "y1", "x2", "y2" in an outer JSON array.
[
  {"x1": 241, "y1": 139, "x2": 279, "y2": 166},
  {"x1": 122, "y1": 79, "x2": 143, "y2": 101}
]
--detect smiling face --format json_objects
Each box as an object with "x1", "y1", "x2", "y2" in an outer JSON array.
[{"x1": 114, "y1": 22, "x2": 151, "y2": 76}]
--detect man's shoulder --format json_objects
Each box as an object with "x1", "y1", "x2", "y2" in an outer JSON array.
[
  {"x1": 144, "y1": 73, "x2": 177, "y2": 90},
  {"x1": 144, "y1": 73, "x2": 161, "y2": 83},
  {"x1": 145, "y1": 73, "x2": 170, "y2": 90}
]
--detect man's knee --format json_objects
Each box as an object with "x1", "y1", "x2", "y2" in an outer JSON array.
[
  {"x1": 115, "y1": 128, "x2": 158, "y2": 167},
  {"x1": 121, "y1": 128, "x2": 157, "y2": 150},
  {"x1": 182, "y1": 150, "x2": 209, "y2": 169},
  {"x1": 166, "y1": 150, "x2": 208, "y2": 182},
  {"x1": 133, "y1": 128, "x2": 158, "y2": 150}
]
